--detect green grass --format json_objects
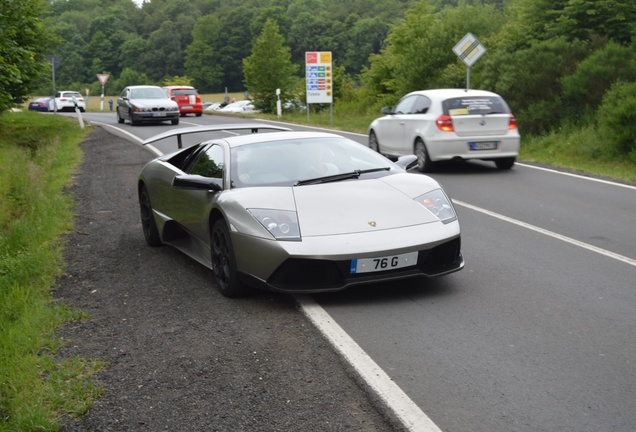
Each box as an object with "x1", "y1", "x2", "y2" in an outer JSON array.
[{"x1": 0, "y1": 112, "x2": 104, "y2": 431}]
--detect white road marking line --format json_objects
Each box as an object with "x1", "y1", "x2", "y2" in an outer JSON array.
[
  {"x1": 296, "y1": 295, "x2": 444, "y2": 432},
  {"x1": 516, "y1": 162, "x2": 636, "y2": 191},
  {"x1": 453, "y1": 199, "x2": 636, "y2": 268}
]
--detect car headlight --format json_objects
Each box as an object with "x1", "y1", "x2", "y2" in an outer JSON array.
[
  {"x1": 248, "y1": 209, "x2": 301, "y2": 241},
  {"x1": 415, "y1": 189, "x2": 457, "y2": 224}
]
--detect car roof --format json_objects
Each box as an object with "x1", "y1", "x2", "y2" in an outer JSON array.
[
  {"x1": 163, "y1": 85, "x2": 194, "y2": 89},
  {"x1": 126, "y1": 85, "x2": 162, "y2": 89},
  {"x1": 405, "y1": 88, "x2": 502, "y2": 99}
]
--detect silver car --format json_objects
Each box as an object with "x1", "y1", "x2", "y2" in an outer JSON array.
[
  {"x1": 368, "y1": 89, "x2": 520, "y2": 172},
  {"x1": 138, "y1": 125, "x2": 464, "y2": 297},
  {"x1": 117, "y1": 85, "x2": 180, "y2": 126}
]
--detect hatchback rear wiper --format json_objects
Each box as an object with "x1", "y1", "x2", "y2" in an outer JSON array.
[{"x1": 295, "y1": 167, "x2": 391, "y2": 186}]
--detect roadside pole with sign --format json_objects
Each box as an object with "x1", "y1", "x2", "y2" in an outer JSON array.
[
  {"x1": 452, "y1": 33, "x2": 486, "y2": 90},
  {"x1": 305, "y1": 51, "x2": 333, "y2": 124},
  {"x1": 97, "y1": 74, "x2": 110, "y2": 111}
]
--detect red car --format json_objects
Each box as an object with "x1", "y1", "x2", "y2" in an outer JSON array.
[{"x1": 162, "y1": 86, "x2": 203, "y2": 117}]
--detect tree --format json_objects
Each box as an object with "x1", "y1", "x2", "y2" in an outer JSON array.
[
  {"x1": 243, "y1": 18, "x2": 298, "y2": 113},
  {"x1": 0, "y1": 0, "x2": 55, "y2": 111},
  {"x1": 185, "y1": 15, "x2": 223, "y2": 92}
]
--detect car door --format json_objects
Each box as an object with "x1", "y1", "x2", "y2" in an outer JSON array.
[
  {"x1": 174, "y1": 144, "x2": 226, "y2": 242},
  {"x1": 117, "y1": 88, "x2": 130, "y2": 119},
  {"x1": 401, "y1": 95, "x2": 432, "y2": 149},
  {"x1": 376, "y1": 95, "x2": 418, "y2": 155}
]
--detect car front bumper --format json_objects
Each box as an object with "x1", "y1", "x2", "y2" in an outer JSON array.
[{"x1": 232, "y1": 221, "x2": 463, "y2": 293}]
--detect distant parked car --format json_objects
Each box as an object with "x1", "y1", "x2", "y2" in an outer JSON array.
[
  {"x1": 218, "y1": 100, "x2": 259, "y2": 113},
  {"x1": 54, "y1": 91, "x2": 86, "y2": 112},
  {"x1": 368, "y1": 89, "x2": 520, "y2": 172},
  {"x1": 28, "y1": 98, "x2": 54, "y2": 112},
  {"x1": 116, "y1": 85, "x2": 180, "y2": 126},
  {"x1": 203, "y1": 102, "x2": 222, "y2": 112},
  {"x1": 162, "y1": 85, "x2": 203, "y2": 117}
]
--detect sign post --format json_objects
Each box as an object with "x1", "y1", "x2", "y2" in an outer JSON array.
[
  {"x1": 305, "y1": 51, "x2": 333, "y2": 124},
  {"x1": 97, "y1": 74, "x2": 110, "y2": 111},
  {"x1": 452, "y1": 33, "x2": 486, "y2": 90}
]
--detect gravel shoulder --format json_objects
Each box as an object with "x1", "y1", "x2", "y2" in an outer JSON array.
[{"x1": 55, "y1": 126, "x2": 396, "y2": 431}]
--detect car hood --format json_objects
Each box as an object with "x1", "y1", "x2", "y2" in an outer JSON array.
[
  {"x1": 294, "y1": 176, "x2": 442, "y2": 236},
  {"x1": 131, "y1": 98, "x2": 177, "y2": 108},
  {"x1": 226, "y1": 174, "x2": 444, "y2": 237}
]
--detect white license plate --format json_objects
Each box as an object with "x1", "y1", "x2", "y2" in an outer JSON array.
[
  {"x1": 181, "y1": 105, "x2": 192, "y2": 110},
  {"x1": 153, "y1": 112, "x2": 166, "y2": 117},
  {"x1": 469, "y1": 141, "x2": 499, "y2": 151},
  {"x1": 350, "y1": 251, "x2": 418, "y2": 274}
]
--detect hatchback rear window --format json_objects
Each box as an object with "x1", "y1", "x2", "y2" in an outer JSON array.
[
  {"x1": 173, "y1": 89, "x2": 198, "y2": 96},
  {"x1": 443, "y1": 96, "x2": 510, "y2": 116}
]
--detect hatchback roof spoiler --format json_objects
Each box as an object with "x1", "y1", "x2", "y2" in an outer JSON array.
[{"x1": 143, "y1": 124, "x2": 292, "y2": 148}]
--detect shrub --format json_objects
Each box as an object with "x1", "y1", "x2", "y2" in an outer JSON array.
[{"x1": 597, "y1": 81, "x2": 636, "y2": 157}]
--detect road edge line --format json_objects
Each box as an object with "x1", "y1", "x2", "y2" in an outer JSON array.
[{"x1": 296, "y1": 294, "x2": 443, "y2": 432}]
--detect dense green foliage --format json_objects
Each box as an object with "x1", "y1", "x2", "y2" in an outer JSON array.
[{"x1": 0, "y1": 0, "x2": 56, "y2": 111}]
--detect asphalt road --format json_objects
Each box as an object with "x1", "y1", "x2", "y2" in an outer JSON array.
[{"x1": 77, "y1": 111, "x2": 636, "y2": 431}]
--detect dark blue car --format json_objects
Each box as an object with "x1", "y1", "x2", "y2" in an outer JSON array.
[{"x1": 28, "y1": 98, "x2": 53, "y2": 112}]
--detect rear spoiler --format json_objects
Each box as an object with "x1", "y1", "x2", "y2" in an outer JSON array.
[{"x1": 143, "y1": 124, "x2": 292, "y2": 149}]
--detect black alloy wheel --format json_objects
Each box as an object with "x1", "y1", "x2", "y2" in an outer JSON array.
[
  {"x1": 139, "y1": 185, "x2": 162, "y2": 246},
  {"x1": 211, "y1": 219, "x2": 246, "y2": 297}
]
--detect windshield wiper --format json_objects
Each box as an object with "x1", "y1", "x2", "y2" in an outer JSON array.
[{"x1": 295, "y1": 167, "x2": 391, "y2": 186}]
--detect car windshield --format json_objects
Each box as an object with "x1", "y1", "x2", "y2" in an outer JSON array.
[
  {"x1": 231, "y1": 137, "x2": 395, "y2": 188},
  {"x1": 442, "y1": 96, "x2": 510, "y2": 116},
  {"x1": 131, "y1": 87, "x2": 168, "y2": 99}
]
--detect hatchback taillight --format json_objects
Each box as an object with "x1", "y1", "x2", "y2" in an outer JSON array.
[
  {"x1": 508, "y1": 114, "x2": 518, "y2": 130},
  {"x1": 436, "y1": 114, "x2": 454, "y2": 132}
]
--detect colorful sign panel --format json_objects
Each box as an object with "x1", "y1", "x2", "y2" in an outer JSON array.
[{"x1": 305, "y1": 51, "x2": 332, "y2": 104}]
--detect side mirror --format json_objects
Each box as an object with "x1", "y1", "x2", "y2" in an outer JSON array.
[
  {"x1": 395, "y1": 155, "x2": 418, "y2": 171},
  {"x1": 380, "y1": 106, "x2": 393, "y2": 115},
  {"x1": 173, "y1": 175, "x2": 223, "y2": 192}
]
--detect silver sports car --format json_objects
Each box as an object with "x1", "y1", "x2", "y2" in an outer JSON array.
[{"x1": 138, "y1": 124, "x2": 464, "y2": 297}]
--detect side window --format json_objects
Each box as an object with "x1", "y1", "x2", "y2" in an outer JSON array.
[
  {"x1": 412, "y1": 96, "x2": 431, "y2": 114},
  {"x1": 190, "y1": 145, "x2": 224, "y2": 178},
  {"x1": 393, "y1": 96, "x2": 417, "y2": 114}
]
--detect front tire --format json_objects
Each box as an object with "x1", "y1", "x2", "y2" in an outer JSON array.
[
  {"x1": 130, "y1": 110, "x2": 140, "y2": 126},
  {"x1": 211, "y1": 219, "x2": 246, "y2": 297},
  {"x1": 139, "y1": 185, "x2": 162, "y2": 246},
  {"x1": 415, "y1": 139, "x2": 435, "y2": 173},
  {"x1": 368, "y1": 131, "x2": 380, "y2": 153},
  {"x1": 171, "y1": 118, "x2": 179, "y2": 125},
  {"x1": 117, "y1": 109, "x2": 125, "y2": 124}
]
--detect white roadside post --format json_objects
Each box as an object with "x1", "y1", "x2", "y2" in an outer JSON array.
[{"x1": 276, "y1": 88, "x2": 282, "y2": 118}]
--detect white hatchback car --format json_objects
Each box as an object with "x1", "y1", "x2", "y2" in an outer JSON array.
[
  {"x1": 54, "y1": 91, "x2": 86, "y2": 112},
  {"x1": 368, "y1": 89, "x2": 520, "y2": 172}
]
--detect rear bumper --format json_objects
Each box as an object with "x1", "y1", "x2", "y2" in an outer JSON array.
[{"x1": 427, "y1": 135, "x2": 520, "y2": 162}]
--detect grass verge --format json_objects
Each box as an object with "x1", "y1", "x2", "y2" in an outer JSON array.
[{"x1": 0, "y1": 112, "x2": 104, "y2": 431}]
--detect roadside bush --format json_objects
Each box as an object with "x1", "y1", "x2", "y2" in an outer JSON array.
[{"x1": 597, "y1": 81, "x2": 636, "y2": 159}]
